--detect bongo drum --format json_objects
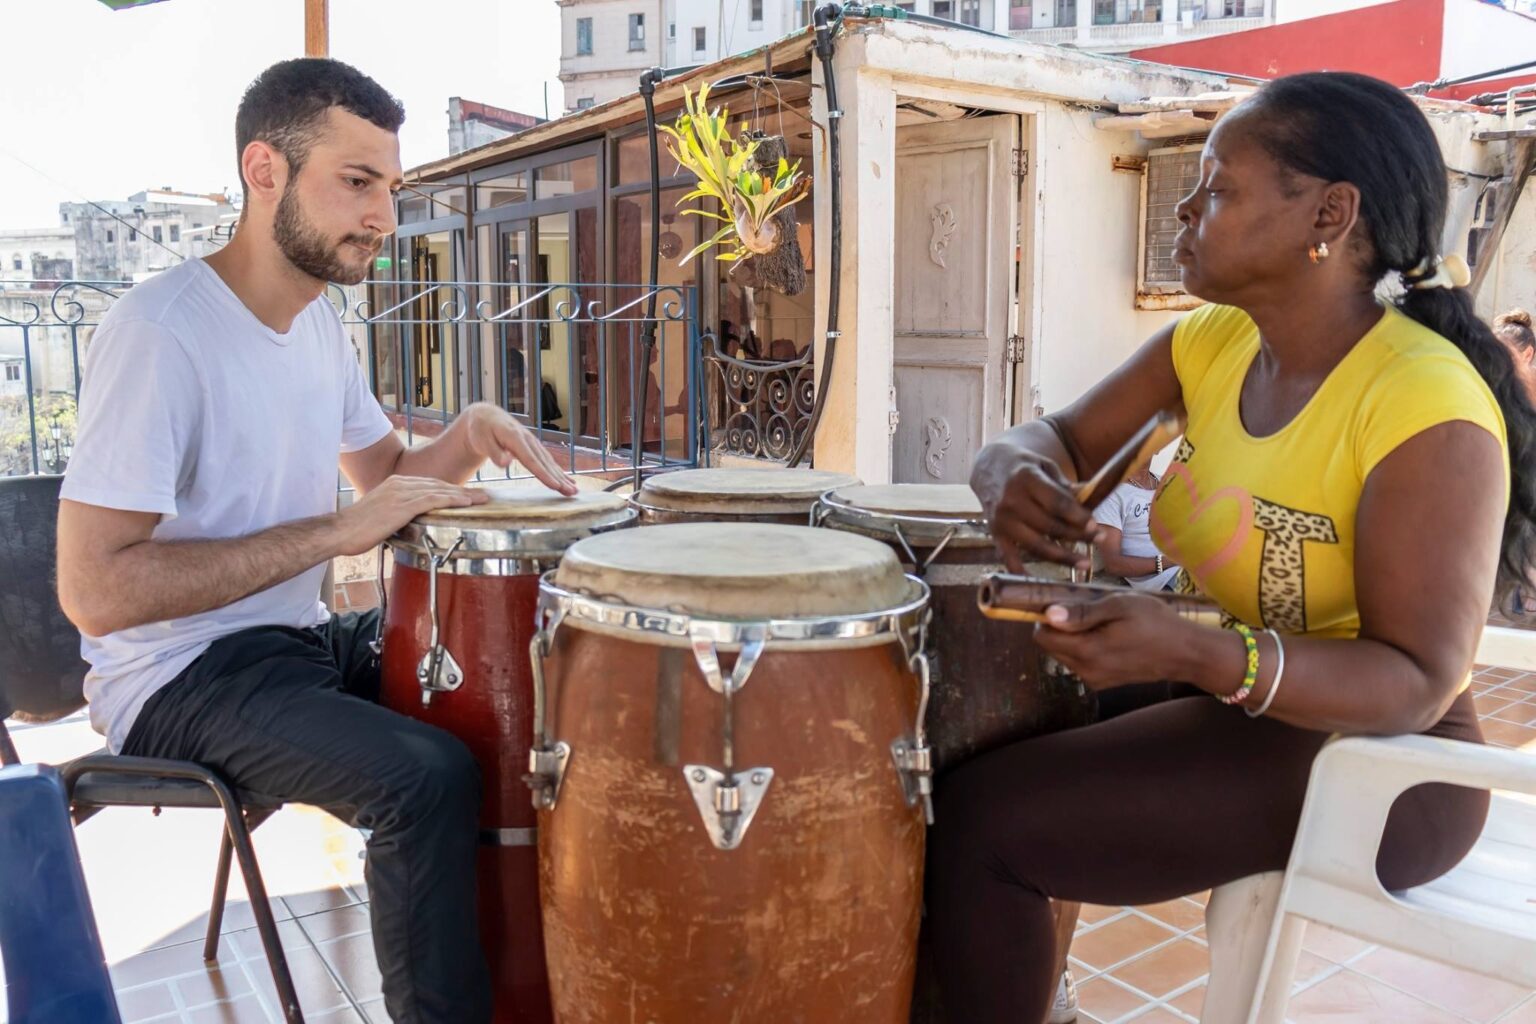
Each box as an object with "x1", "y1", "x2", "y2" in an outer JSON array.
[
  {"x1": 630, "y1": 466, "x2": 860, "y2": 524},
  {"x1": 527, "y1": 524, "x2": 931, "y2": 1022},
  {"x1": 378, "y1": 486, "x2": 636, "y2": 1023},
  {"x1": 813, "y1": 483, "x2": 1095, "y2": 773}
]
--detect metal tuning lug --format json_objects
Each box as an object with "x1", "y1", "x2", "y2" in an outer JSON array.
[
  {"x1": 890, "y1": 738, "x2": 934, "y2": 824},
  {"x1": 525, "y1": 741, "x2": 572, "y2": 811},
  {"x1": 683, "y1": 764, "x2": 773, "y2": 851},
  {"x1": 415, "y1": 534, "x2": 465, "y2": 706}
]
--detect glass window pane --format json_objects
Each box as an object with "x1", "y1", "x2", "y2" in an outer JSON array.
[
  {"x1": 534, "y1": 157, "x2": 597, "y2": 199},
  {"x1": 616, "y1": 132, "x2": 684, "y2": 184},
  {"x1": 475, "y1": 172, "x2": 528, "y2": 210}
]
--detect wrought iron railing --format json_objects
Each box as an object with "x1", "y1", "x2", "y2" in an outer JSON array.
[
  {"x1": 702, "y1": 335, "x2": 817, "y2": 463},
  {"x1": 0, "y1": 278, "x2": 720, "y2": 483}
]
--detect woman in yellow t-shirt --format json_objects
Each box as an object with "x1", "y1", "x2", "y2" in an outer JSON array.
[{"x1": 928, "y1": 71, "x2": 1536, "y2": 1023}]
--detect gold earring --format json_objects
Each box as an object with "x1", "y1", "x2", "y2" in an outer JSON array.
[{"x1": 1309, "y1": 242, "x2": 1330, "y2": 264}]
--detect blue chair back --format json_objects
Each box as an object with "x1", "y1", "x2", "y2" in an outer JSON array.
[{"x1": 0, "y1": 763, "x2": 121, "y2": 1023}]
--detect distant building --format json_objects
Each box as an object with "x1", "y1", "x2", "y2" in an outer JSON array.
[
  {"x1": 64, "y1": 188, "x2": 238, "y2": 281},
  {"x1": 448, "y1": 98, "x2": 543, "y2": 156},
  {"x1": 0, "y1": 225, "x2": 76, "y2": 285}
]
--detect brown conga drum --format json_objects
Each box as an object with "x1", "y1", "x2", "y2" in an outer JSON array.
[
  {"x1": 815, "y1": 484, "x2": 1094, "y2": 1024},
  {"x1": 528, "y1": 523, "x2": 931, "y2": 1023},
  {"x1": 630, "y1": 466, "x2": 860, "y2": 524},
  {"x1": 815, "y1": 483, "x2": 1095, "y2": 771},
  {"x1": 379, "y1": 486, "x2": 636, "y2": 1023}
]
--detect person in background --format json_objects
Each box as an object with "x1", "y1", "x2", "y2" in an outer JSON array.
[
  {"x1": 1495, "y1": 309, "x2": 1536, "y2": 613},
  {"x1": 1091, "y1": 467, "x2": 1180, "y2": 590}
]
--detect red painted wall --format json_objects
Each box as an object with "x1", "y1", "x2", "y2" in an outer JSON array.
[{"x1": 1130, "y1": 0, "x2": 1444, "y2": 88}]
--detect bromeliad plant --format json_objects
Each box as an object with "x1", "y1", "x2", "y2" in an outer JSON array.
[{"x1": 658, "y1": 83, "x2": 811, "y2": 264}]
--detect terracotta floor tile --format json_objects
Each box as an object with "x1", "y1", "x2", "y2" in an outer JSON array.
[
  {"x1": 1482, "y1": 668, "x2": 1522, "y2": 679},
  {"x1": 1476, "y1": 694, "x2": 1520, "y2": 716},
  {"x1": 1496, "y1": 674, "x2": 1536, "y2": 694},
  {"x1": 1134, "y1": 899, "x2": 1207, "y2": 932},
  {"x1": 1291, "y1": 950, "x2": 1338, "y2": 988},
  {"x1": 1480, "y1": 718, "x2": 1536, "y2": 750},
  {"x1": 1300, "y1": 923, "x2": 1374, "y2": 964},
  {"x1": 1110, "y1": 940, "x2": 1210, "y2": 999},
  {"x1": 223, "y1": 919, "x2": 313, "y2": 963},
  {"x1": 315, "y1": 933, "x2": 384, "y2": 1004},
  {"x1": 1491, "y1": 701, "x2": 1536, "y2": 726},
  {"x1": 155, "y1": 896, "x2": 298, "y2": 951},
  {"x1": 306, "y1": 1008, "x2": 367, "y2": 1023},
  {"x1": 1350, "y1": 946, "x2": 1532, "y2": 1022},
  {"x1": 111, "y1": 939, "x2": 223, "y2": 989},
  {"x1": 1287, "y1": 969, "x2": 1466, "y2": 1024},
  {"x1": 1070, "y1": 915, "x2": 1181, "y2": 972},
  {"x1": 358, "y1": 997, "x2": 388, "y2": 1024},
  {"x1": 174, "y1": 960, "x2": 255, "y2": 1009},
  {"x1": 295, "y1": 904, "x2": 373, "y2": 945},
  {"x1": 114, "y1": 983, "x2": 179, "y2": 1022},
  {"x1": 1186, "y1": 890, "x2": 1210, "y2": 907},
  {"x1": 1498, "y1": 996, "x2": 1536, "y2": 1024},
  {"x1": 243, "y1": 944, "x2": 353, "y2": 1016},
  {"x1": 282, "y1": 885, "x2": 360, "y2": 919},
  {"x1": 1079, "y1": 903, "x2": 1127, "y2": 926},
  {"x1": 1075, "y1": 975, "x2": 1152, "y2": 1021},
  {"x1": 1168, "y1": 983, "x2": 1207, "y2": 1018},
  {"x1": 186, "y1": 995, "x2": 273, "y2": 1024},
  {"x1": 1127, "y1": 1009, "x2": 1189, "y2": 1024}
]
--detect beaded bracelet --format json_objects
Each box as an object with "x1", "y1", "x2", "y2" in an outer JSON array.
[{"x1": 1220, "y1": 623, "x2": 1259, "y2": 705}]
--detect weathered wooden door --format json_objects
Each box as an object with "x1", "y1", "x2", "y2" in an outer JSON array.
[{"x1": 892, "y1": 115, "x2": 1018, "y2": 484}]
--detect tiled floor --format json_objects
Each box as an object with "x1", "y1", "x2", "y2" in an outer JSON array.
[{"x1": 5, "y1": 665, "x2": 1534, "y2": 1023}]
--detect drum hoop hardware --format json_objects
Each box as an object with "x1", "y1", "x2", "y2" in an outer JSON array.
[
  {"x1": 390, "y1": 508, "x2": 637, "y2": 561},
  {"x1": 534, "y1": 573, "x2": 931, "y2": 649},
  {"x1": 369, "y1": 543, "x2": 389, "y2": 656},
  {"x1": 890, "y1": 649, "x2": 936, "y2": 825},
  {"x1": 814, "y1": 493, "x2": 992, "y2": 547},
  {"x1": 526, "y1": 604, "x2": 571, "y2": 811},
  {"x1": 416, "y1": 535, "x2": 467, "y2": 706},
  {"x1": 683, "y1": 764, "x2": 774, "y2": 851}
]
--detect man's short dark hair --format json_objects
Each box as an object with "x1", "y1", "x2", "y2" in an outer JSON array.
[{"x1": 235, "y1": 58, "x2": 405, "y2": 196}]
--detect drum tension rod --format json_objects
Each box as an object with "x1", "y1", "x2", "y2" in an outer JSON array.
[
  {"x1": 526, "y1": 600, "x2": 571, "y2": 811},
  {"x1": 416, "y1": 535, "x2": 467, "y2": 706},
  {"x1": 683, "y1": 630, "x2": 775, "y2": 851}
]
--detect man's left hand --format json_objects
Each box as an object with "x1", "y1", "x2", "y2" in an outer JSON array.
[{"x1": 463, "y1": 403, "x2": 579, "y2": 496}]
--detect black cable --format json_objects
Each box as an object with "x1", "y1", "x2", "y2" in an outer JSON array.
[
  {"x1": 635, "y1": 67, "x2": 667, "y2": 491},
  {"x1": 788, "y1": 2, "x2": 845, "y2": 468},
  {"x1": 1414, "y1": 57, "x2": 1536, "y2": 92}
]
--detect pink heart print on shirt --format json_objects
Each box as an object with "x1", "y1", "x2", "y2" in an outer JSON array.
[{"x1": 1149, "y1": 461, "x2": 1254, "y2": 582}]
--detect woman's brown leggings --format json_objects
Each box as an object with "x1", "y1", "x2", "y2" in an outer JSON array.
[{"x1": 925, "y1": 684, "x2": 1488, "y2": 1023}]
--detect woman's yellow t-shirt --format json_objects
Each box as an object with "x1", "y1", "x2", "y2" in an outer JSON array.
[{"x1": 1148, "y1": 303, "x2": 1507, "y2": 640}]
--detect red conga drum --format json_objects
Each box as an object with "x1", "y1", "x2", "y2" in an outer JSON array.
[
  {"x1": 630, "y1": 466, "x2": 859, "y2": 524},
  {"x1": 527, "y1": 523, "x2": 931, "y2": 1022},
  {"x1": 379, "y1": 487, "x2": 636, "y2": 1023}
]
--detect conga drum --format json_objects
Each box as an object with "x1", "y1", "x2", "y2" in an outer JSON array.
[
  {"x1": 630, "y1": 466, "x2": 859, "y2": 524},
  {"x1": 815, "y1": 483, "x2": 1095, "y2": 772},
  {"x1": 378, "y1": 487, "x2": 636, "y2": 1023},
  {"x1": 528, "y1": 523, "x2": 932, "y2": 1022},
  {"x1": 815, "y1": 484, "x2": 1095, "y2": 1023}
]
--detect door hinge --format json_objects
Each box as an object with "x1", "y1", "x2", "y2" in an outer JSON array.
[
  {"x1": 1006, "y1": 335, "x2": 1028, "y2": 364},
  {"x1": 1012, "y1": 148, "x2": 1030, "y2": 180}
]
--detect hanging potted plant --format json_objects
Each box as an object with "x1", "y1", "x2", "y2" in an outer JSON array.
[{"x1": 659, "y1": 83, "x2": 811, "y2": 292}]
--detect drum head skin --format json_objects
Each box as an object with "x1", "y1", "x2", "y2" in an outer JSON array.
[
  {"x1": 416, "y1": 485, "x2": 629, "y2": 527},
  {"x1": 827, "y1": 484, "x2": 983, "y2": 520},
  {"x1": 639, "y1": 468, "x2": 861, "y2": 515},
  {"x1": 555, "y1": 522, "x2": 912, "y2": 619}
]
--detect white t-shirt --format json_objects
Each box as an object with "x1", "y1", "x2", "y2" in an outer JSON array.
[
  {"x1": 61, "y1": 259, "x2": 394, "y2": 752},
  {"x1": 1092, "y1": 482, "x2": 1179, "y2": 591}
]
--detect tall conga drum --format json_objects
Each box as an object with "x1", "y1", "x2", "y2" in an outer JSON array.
[
  {"x1": 630, "y1": 466, "x2": 859, "y2": 524},
  {"x1": 528, "y1": 523, "x2": 932, "y2": 1022},
  {"x1": 379, "y1": 487, "x2": 636, "y2": 1023},
  {"x1": 815, "y1": 483, "x2": 1095, "y2": 771}
]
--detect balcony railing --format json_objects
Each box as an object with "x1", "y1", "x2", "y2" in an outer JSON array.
[{"x1": 1, "y1": 276, "x2": 811, "y2": 482}]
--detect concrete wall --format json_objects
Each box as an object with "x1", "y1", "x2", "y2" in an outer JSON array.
[
  {"x1": 1439, "y1": 0, "x2": 1536, "y2": 83},
  {"x1": 560, "y1": 0, "x2": 665, "y2": 111},
  {"x1": 808, "y1": 23, "x2": 1228, "y2": 481}
]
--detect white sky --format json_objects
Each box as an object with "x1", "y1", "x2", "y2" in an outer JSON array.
[{"x1": 0, "y1": 0, "x2": 562, "y2": 231}]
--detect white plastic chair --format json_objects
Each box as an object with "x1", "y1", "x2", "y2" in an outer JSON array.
[{"x1": 1201, "y1": 626, "x2": 1536, "y2": 1024}]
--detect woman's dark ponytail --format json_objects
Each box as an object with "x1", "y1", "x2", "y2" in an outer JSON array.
[{"x1": 1246, "y1": 72, "x2": 1536, "y2": 608}]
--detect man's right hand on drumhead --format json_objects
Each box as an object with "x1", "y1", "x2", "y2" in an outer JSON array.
[
  {"x1": 333, "y1": 476, "x2": 489, "y2": 557},
  {"x1": 970, "y1": 444, "x2": 1102, "y2": 574}
]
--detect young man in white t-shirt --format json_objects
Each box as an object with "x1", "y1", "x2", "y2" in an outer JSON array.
[
  {"x1": 56, "y1": 59, "x2": 576, "y2": 1024},
  {"x1": 1090, "y1": 469, "x2": 1181, "y2": 591}
]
